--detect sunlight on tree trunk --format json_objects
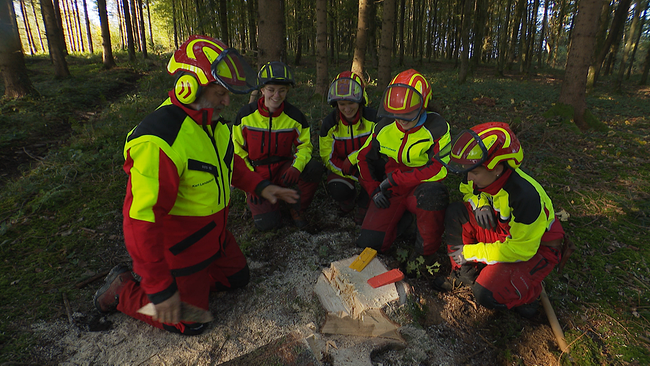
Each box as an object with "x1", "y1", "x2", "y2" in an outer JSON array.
[
  {"x1": 587, "y1": 0, "x2": 631, "y2": 87},
  {"x1": 121, "y1": 0, "x2": 136, "y2": 60},
  {"x1": 97, "y1": 0, "x2": 115, "y2": 68},
  {"x1": 1, "y1": 0, "x2": 39, "y2": 97},
  {"x1": 41, "y1": 0, "x2": 70, "y2": 77},
  {"x1": 558, "y1": 0, "x2": 604, "y2": 131}
]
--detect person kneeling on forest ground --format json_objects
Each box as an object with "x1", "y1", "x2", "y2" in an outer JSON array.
[
  {"x1": 356, "y1": 69, "x2": 451, "y2": 277},
  {"x1": 319, "y1": 71, "x2": 378, "y2": 225},
  {"x1": 93, "y1": 36, "x2": 298, "y2": 335},
  {"x1": 433, "y1": 122, "x2": 566, "y2": 318},
  {"x1": 232, "y1": 61, "x2": 323, "y2": 231}
]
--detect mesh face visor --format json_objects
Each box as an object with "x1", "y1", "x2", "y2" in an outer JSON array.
[
  {"x1": 210, "y1": 48, "x2": 257, "y2": 94},
  {"x1": 378, "y1": 84, "x2": 424, "y2": 121},
  {"x1": 435, "y1": 129, "x2": 489, "y2": 174},
  {"x1": 327, "y1": 77, "x2": 364, "y2": 104}
]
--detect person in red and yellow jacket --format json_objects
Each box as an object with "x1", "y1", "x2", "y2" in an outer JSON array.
[
  {"x1": 319, "y1": 71, "x2": 377, "y2": 224},
  {"x1": 233, "y1": 61, "x2": 323, "y2": 230},
  {"x1": 356, "y1": 69, "x2": 451, "y2": 276},
  {"x1": 433, "y1": 122, "x2": 566, "y2": 318},
  {"x1": 93, "y1": 36, "x2": 298, "y2": 335}
]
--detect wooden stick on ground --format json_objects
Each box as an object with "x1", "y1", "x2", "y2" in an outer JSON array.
[
  {"x1": 540, "y1": 286, "x2": 569, "y2": 352},
  {"x1": 75, "y1": 269, "x2": 110, "y2": 289},
  {"x1": 63, "y1": 293, "x2": 73, "y2": 324}
]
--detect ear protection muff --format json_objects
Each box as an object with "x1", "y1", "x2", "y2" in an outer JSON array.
[{"x1": 174, "y1": 72, "x2": 202, "y2": 104}]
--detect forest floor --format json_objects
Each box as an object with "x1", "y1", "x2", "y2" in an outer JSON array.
[{"x1": 2, "y1": 54, "x2": 649, "y2": 365}]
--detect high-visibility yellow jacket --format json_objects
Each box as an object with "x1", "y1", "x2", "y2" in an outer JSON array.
[
  {"x1": 232, "y1": 98, "x2": 312, "y2": 178},
  {"x1": 319, "y1": 107, "x2": 377, "y2": 180},
  {"x1": 123, "y1": 92, "x2": 264, "y2": 303},
  {"x1": 357, "y1": 112, "x2": 451, "y2": 196},
  {"x1": 460, "y1": 168, "x2": 557, "y2": 264}
]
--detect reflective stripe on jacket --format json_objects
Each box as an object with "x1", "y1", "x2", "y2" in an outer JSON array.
[
  {"x1": 461, "y1": 168, "x2": 557, "y2": 264},
  {"x1": 123, "y1": 92, "x2": 263, "y2": 301},
  {"x1": 357, "y1": 112, "x2": 451, "y2": 196},
  {"x1": 319, "y1": 107, "x2": 377, "y2": 180},
  {"x1": 232, "y1": 97, "x2": 313, "y2": 174}
]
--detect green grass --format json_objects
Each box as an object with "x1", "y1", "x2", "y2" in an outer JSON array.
[{"x1": 1, "y1": 53, "x2": 650, "y2": 363}]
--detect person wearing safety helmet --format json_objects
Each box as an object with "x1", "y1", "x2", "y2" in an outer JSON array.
[
  {"x1": 319, "y1": 71, "x2": 378, "y2": 224},
  {"x1": 433, "y1": 122, "x2": 566, "y2": 318},
  {"x1": 93, "y1": 36, "x2": 299, "y2": 335},
  {"x1": 356, "y1": 69, "x2": 451, "y2": 277},
  {"x1": 233, "y1": 61, "x2": 323, "y2": 230}
]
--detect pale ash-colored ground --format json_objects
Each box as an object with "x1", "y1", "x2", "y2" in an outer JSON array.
[{"x1": 29, "y1": 197, "x2": 560, "y2": 365}]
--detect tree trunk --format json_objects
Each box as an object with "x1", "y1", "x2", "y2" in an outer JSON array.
[
  {"x1": 315, "y1": 0, "x2": 328, "y2": 97},
  {"x1": 257, "y1": 0, "x2": 285, "y2": 65},
  {"x1": 378, "y1": 0, "x2": 396, "y2": 89},
  {"x1": 96, "y1": 0, "x2": 115, "y2": 68},
  {"x1": 129, "y1": 0, "x2": 140, "y2": 51},
  {"x1": 294, "y1": 0, "x2": 303, "y2": 65},
  {"x1": 1, "y1": 0, "x2": 39, "y2": 97},
  {"x1": 497, "y1": 0, "x2": 513, "y2": 74},
  {"x1": 558, "y1": 0, "x2": 604, "y2": 131},
  {"x1": 549, "y1": 0, "x2": 567, "y2": 67},
  {"x1": 72, "y1": 0, "x2": 84, "y2": 52},
  {"x1": 640, "y1": 39, "x2": 650, "y2": 85},
  {"x1": 471, "y1": 0, "x2": 487, "y2": 69},
  {"x1": 171, "y1": 0, "x2": 178, "y2": 49},
  {"x1": 60, "y1": 0, "x2": 75, "y2": 51},
  {"x1": 627, "y1": 4, "x2": 648, "y2": 79},
  {"x1": 397, "y1": 0, "x2": 405, "y2": 66},
  {"x1": 30, "y1": 0, "x2": 46, "y2": 52},
  {"x1": 137, "y1": 0, "x2": 147, "y2": 57},
  {"x1": 367, "y1": 0, "x2": 377, "y2": 68},
  {"x1": 81, "y1": 0, "x2": 93, "y2": 53},
  {"x1": 458, "y1": 0, "x2": 473, "y2": 83},
  {"x1": 614, "y1": 0, "x2": 644, "y2": 90},
  {"x1": 506, "y1": 0, "x2": 525, "y2": 70},
  {"x1": 219, "y1": 0, "x2": 229, "y2": 45},
  {"x1": 19, "y1": 0, "x2": 36, "y2": 54},
  {"x1": 538, "y1": 0, "x2": 548, "y2": 68},
  {"x1": 40, "y1": 0, "x2": 70, "y2": 77},
  {"x1": 145, "y1": 0, "x2": 153, "y2": 48},
  {"x1": 247, "y1": 0, "x2": 257, "y2": 52},
  {"x1": 52, "y1": 0, "x2": 67, "y2": 54},
  {"x1": 121, "y1": 0, "x2": 136, "y2": 60},
  {"x1": 351, "y1": 0, "x2": 371, "y2": 78},
  {"x1": 587, "y1": 0, "x2": 632, "y2": 86}
]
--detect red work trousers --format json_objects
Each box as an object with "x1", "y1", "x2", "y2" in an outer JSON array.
[{"x1": 116, "y1": 230, "x2": 248, "y2": 334}]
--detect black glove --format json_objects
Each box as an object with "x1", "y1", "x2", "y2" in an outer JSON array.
[
  {"x1": 379, "y1": 178, "x2": 393, "y2": 194},
  {"x1": 372, "y1": 187, "x2": 391, "y2": 209},
  {"x1": 474, "y1": 206, "x2": 496, "y2": 230},
  {"x1": 249, "y1": 192, "x2": 263, "y2": 205},
  {"x1": 449, "y1": 244, "x2": 466, "y2": 266}
]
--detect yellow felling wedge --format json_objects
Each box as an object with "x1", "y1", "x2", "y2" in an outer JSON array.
[{"x1": 349, "y1": 247, "x2": 377, "y2": 272}]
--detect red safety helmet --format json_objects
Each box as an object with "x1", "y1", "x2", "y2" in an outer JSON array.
[
  {"x1": 379, "y1": 69, "x2": 432, "y2": 121},
  {"x1": 327, "y1": 71, "x2": 368, "y2": 106},
  {"x1": 436, "y1": 122, "x2": 524, "y2": 174},
  {"x1": 168, "y1": 35, "x2": 257, "y2": 103}
]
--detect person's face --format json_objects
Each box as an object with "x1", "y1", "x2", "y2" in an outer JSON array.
[
  {"x1": 337, "y1": 100, "x2": 360, "y2": 120},
  {"x1": 261, "y1": 84, "x2": 289, "y2": 112},
  {"x1": 394, "y1": 110, "x2": 422, "y2": 130},
  {"x1": 195, "y1": 83, "x2": 230, "y2": 119},
  {"x1": 466, "y1": 165, "x2": 502, "y2": 189}
]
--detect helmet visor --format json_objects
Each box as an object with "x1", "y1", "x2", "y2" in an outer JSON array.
[
  {"x1": 211, "y1": 48, "x2": 257, "y2": 94},
  {"x1": 435, "y1": 129, "x2": 489, "y2": 174},
  {"x1": 378, "y1": 84, "x2": 424, "y2": 121},
  {"x1": 327, "y1": 77, "x2": 364, "y2": 104}
]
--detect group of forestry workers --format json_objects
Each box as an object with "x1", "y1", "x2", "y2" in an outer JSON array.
[{"x1": 92, "y1": 35, "x2": 570, "y2": 335}]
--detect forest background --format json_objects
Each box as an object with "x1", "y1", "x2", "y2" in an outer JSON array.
[{"x1": 1, "y1": 0, "x2": 650, "y2": 364}]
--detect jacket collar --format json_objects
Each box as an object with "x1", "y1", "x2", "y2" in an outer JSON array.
[
  {"x1": 257, "y1": 97, "x2": 284, "y2": 118},
  {"x1": 168, "y1": 91, "x2": 214, "y2": 126},
  {"x1": 475, "y1": 167, "x2": 513, "y2": 195}
]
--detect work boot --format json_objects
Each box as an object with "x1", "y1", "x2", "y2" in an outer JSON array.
[
  {"x1": 94, "y1": 264, "x2": 135, "y2": 313},
  {"x1": 514, "y1": 299, "x2": 540, "y2": 319},
  {"x1": 289, "y1": 208, "x2": 307, "y2": 229}
]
